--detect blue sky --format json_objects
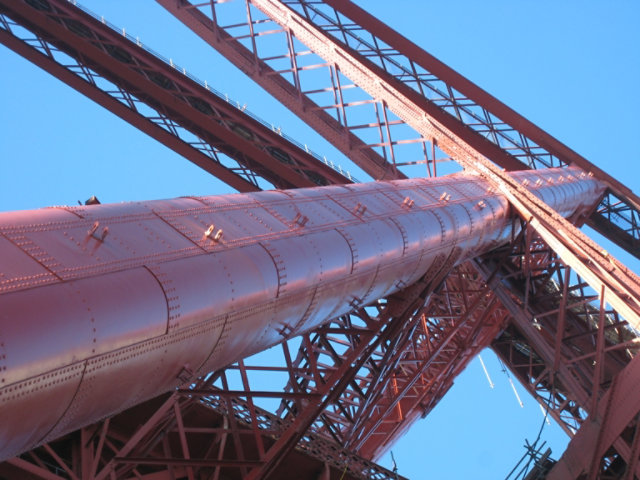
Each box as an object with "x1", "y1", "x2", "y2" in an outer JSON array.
[{"x1": 1, "y1": 1, "x2": 639, "y2": 478}]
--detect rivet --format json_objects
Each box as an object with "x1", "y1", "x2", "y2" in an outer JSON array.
[
  {"x1": 353, "y1": 202, "x2": 367, "y2": 216},
  {"x1": 402, "y1": 197, "x2": 414, "y2": 208},
  {"x1": 87, "y1": 221, "x2": 99, "y2": 237}
]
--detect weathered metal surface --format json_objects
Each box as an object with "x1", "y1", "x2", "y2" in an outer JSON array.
[
  {"x1": 0, "y1": 166, "x2": 602, "y2": 461},
  {"x1": 2, "y1": 1, "x2": 638, "y2": 477}
]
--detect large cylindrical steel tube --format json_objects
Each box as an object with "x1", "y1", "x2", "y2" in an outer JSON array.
[{"x1": 0, "y1": 167, "x2": 603, "y2": 459}]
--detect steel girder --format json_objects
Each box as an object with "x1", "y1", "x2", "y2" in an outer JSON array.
[
  {"x1": 159, "y1": 0, "x2": 640, "y2": 260},
  {"x1": 277, "y1": 261, "x2": 510, "y2": 460},
  {"x1": 0, "y1": 1, "x2": 505, "y2": 472},
  {"x1": 0, "y1": 390, "x2": 405, "y2": 480},
  {"x1": 158, "y1": 0, "x2": 640, "y2": 325},
  {"x1": 0, "y1": 2, "x2": 442, "y2": 475},
  {"x1": 1, "y1": 0, "x2": 640, "y2": 479},
  {"x1": 4, "y1": 166, "x2": 592, "y2": 455},
  {"x1": 0, "y1": 0, "x2": 354, "y2": 192},
  {"x1": 156, "y1": 1, "x2": 640, "y2": 476},
  {"x1": 1, "y1": 162, "x2": 600, "y2": 463},
  {"x1": 479, "y1": 229, "x2": 640, "y2": 478}
]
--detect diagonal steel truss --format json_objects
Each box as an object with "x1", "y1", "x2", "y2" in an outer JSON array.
[
  {"x1": 1, "y1": 0, "x2": 640, "y2": 479},
  {"x1": 0, "y1": 0, "x2": 356, "y2": 192},
  {"x1": 159, "y1": 0, "x2": 640, "y2": 260}
]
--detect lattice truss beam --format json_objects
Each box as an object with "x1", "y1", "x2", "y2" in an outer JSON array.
[
  {"x1": 0, "y1": 0, "x2": 356, "y2": 192},
  {"x1": 158, "y1": 0, "x2": 640, "y2": 260},
  {"x1": 481, "y1": 225, "x2": 640, "y2": 478},
  {"x1": 0, "y1": 263, "x2": 508, "y2": 480},
  {"x1": 1, "y1": 0, "x2": 640, "y2": 479}
]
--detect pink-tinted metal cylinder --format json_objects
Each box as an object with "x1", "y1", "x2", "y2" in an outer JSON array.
[{"x1": 0, "y1": 167, "x2": 603, "y2": 459}]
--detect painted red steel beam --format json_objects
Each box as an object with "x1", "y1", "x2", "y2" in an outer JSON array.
[
  {"x1": 0, "y1": 10, "x2": 420, "y2": 471},
  {"x1": 546, "y1": 349, "x2": 640, "y2": 479},
  {"x1": 0, "y1": 390, "x2": 406, "y2": 480},
  {"x1": 293, "y1": 2, "x2": 524, "y2": 174},
  {"x1": 158, "y1": 0, "x2": 640, "y2": 269},
  {"x1": 476, "y1": 247, "x2": 640, "y2": 475},
  {"x1": 335, "y1": 218, "x2": 638, "y2": 461},
  {"x1": 155, "y1": 0, "x2": 403, "y2": 182},
  {"x1": 0, "y1": 2, "x2": 501, "y2": 467},
  {"x1": 349, "y1": 274, "x2": 510, "y2": 459},
  {"x1": 5, "y1": 0, "x2": 636, "y2": 472},
  {"x1": 321, "y1": 1, "x2": 625, "y2": 178},
  {"x1": 158, "y1": 0, "x2": 640, "y2": 325},
  {"x1": 0, "y1": 167, "x2": 601, "y2": 461},
  {"x1": 296, "y1": 0, "x2": 640, "y2": 260},
  {"x1": 153, "y1": 0, "x2": 634, "y2": 322},
  {"x1": 0, "y1": 12, "x2": 259, "y2": 193},
  {"x1": 245, "y1": 0, "x2": 640, "y2": 329},
  {"x1": 278, "y1": 262, "x2": 512, "y2": 461},
  {"x1": 0, "y1": 0, "x2": 351, "y2": 192},
  {"x1": 492, "y1": 327, "x2": 640, "y2": 479}
]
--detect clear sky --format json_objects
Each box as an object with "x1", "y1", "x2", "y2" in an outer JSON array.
[{"x1": 1, "y1": 1, "x2": 639, "y2": 478}]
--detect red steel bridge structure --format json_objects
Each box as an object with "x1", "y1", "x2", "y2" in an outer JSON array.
[{"x1": 0, "y1": 1, "x2": 639, "y2": 479}]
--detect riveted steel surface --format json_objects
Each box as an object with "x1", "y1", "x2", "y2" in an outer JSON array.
[{"x1": 0, "y1": 167, "x2": 603, "y2": 460}]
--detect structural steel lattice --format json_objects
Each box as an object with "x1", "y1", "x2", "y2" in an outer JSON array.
[{"x1": 0, "y1": 1, "x2": 639, "y2": 479}]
